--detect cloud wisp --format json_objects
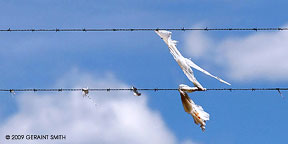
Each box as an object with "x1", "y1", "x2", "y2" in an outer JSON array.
[{"x1": 184, "y1": 26, "x2": 288, "y2": 82}]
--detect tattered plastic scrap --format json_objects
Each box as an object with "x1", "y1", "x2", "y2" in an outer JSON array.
[
  {"x1": 82, "y1": 87, "x2": 89, "y2": 97},
  {"x1": 9, "y1": 89, "x2": 16, "y2": 97},
  {"x1": 179, "y1": 84, "x2": 200, "y2": 92},
  {"x1": 82, "y1": 87, "x2": 98, "y2": 106},
  {"x1": 155, "y1": 30, "x2": 231, "y2": 90},
  {"x1": 179, "y1": 84, "x2": 210, "y2": 132},
  {"x1": 131, "y1": 86, "x2": 141, "y2": 96}
]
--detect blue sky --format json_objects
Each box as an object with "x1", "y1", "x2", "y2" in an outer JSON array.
[{"x1": 0, "y1": 0, "x2": 288, "y2": 144}]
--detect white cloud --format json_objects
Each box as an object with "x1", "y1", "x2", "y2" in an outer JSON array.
[
  {"x1": 0, "y1": 69, "x2": 180, "y2": 144},
  {"x1": 183, "y1": 31, "x2": 212, "y2": 59},
  {"x1": 181, "y1": 139, "x2": 200, "y2": 144},
  {"x1": 183, "y1": 26, "x2": 288, "y2": 82}
]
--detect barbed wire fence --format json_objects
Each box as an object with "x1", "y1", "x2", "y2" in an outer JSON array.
[
  {"x1": 1, "y1": 88, "x2": 288, "y2": 92},
  {"x1": 1, "y1": 27, "x2": 287, "y2": 97},
  {"x1": 1, "y1": 27, "x2": 288, "y2": 32}
]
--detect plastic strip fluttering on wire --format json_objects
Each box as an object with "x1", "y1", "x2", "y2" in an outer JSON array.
[
  {"x1": 179, "y1": 84, "x2": 210, "y2": 132},
  {"x1": 131, "y1": 86, "x2": 141, "y2": 96},
  {"x1": 155, "y1": 30, "x2": 230, "y2": 91}
]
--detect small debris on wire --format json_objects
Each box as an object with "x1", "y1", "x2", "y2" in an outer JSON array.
[
  {"x1": 131, "y1": 86, "x2": 141, "y2": 96},
  {"x1": 81, "y1": 87, "x2": 99, "y2": 107},
  {"x1": 9, "y1": 89, "x2": 16, "y2": 97},
  {"x1": 82, "y1": 87, "x2": 89, "y2": 97},
  {"x1": 277, "y1": 88, "x2": 285, "y2": 99}
]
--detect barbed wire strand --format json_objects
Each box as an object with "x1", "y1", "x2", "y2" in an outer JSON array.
[
  {"x1": 1, "y1": 88, "x2": 288, "y2": 92},
  {"x1": 1, "y1": 28, "x2": 288, "y2": 32}
]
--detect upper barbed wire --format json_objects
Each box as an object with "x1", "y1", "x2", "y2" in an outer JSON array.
[
  {"x1": 1, "y1": 28, "x2": 288, "y2": 32},
  {"x1": 0, "y1": 88, "x2": 287, "y2": 92}
]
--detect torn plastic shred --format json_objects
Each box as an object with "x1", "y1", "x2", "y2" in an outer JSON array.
[
  {"x1": 178, "y1": 85, "x2": 210, "y2": 132},
  {"x1": 132, "y1": 86, "x2": 141, "y2": 96},
  {"x1": 179, "y1": 84, "x2": 203, "y2": 92},
  {"x1": 82, "y1": 87, "x2": 89, "y2": 97},
  {"x1": 9, "y1": 89, "x2": 16, "y2": 97},
  {"x1": 155, "y1": 30, "x2": 230, "y2": 90}
]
